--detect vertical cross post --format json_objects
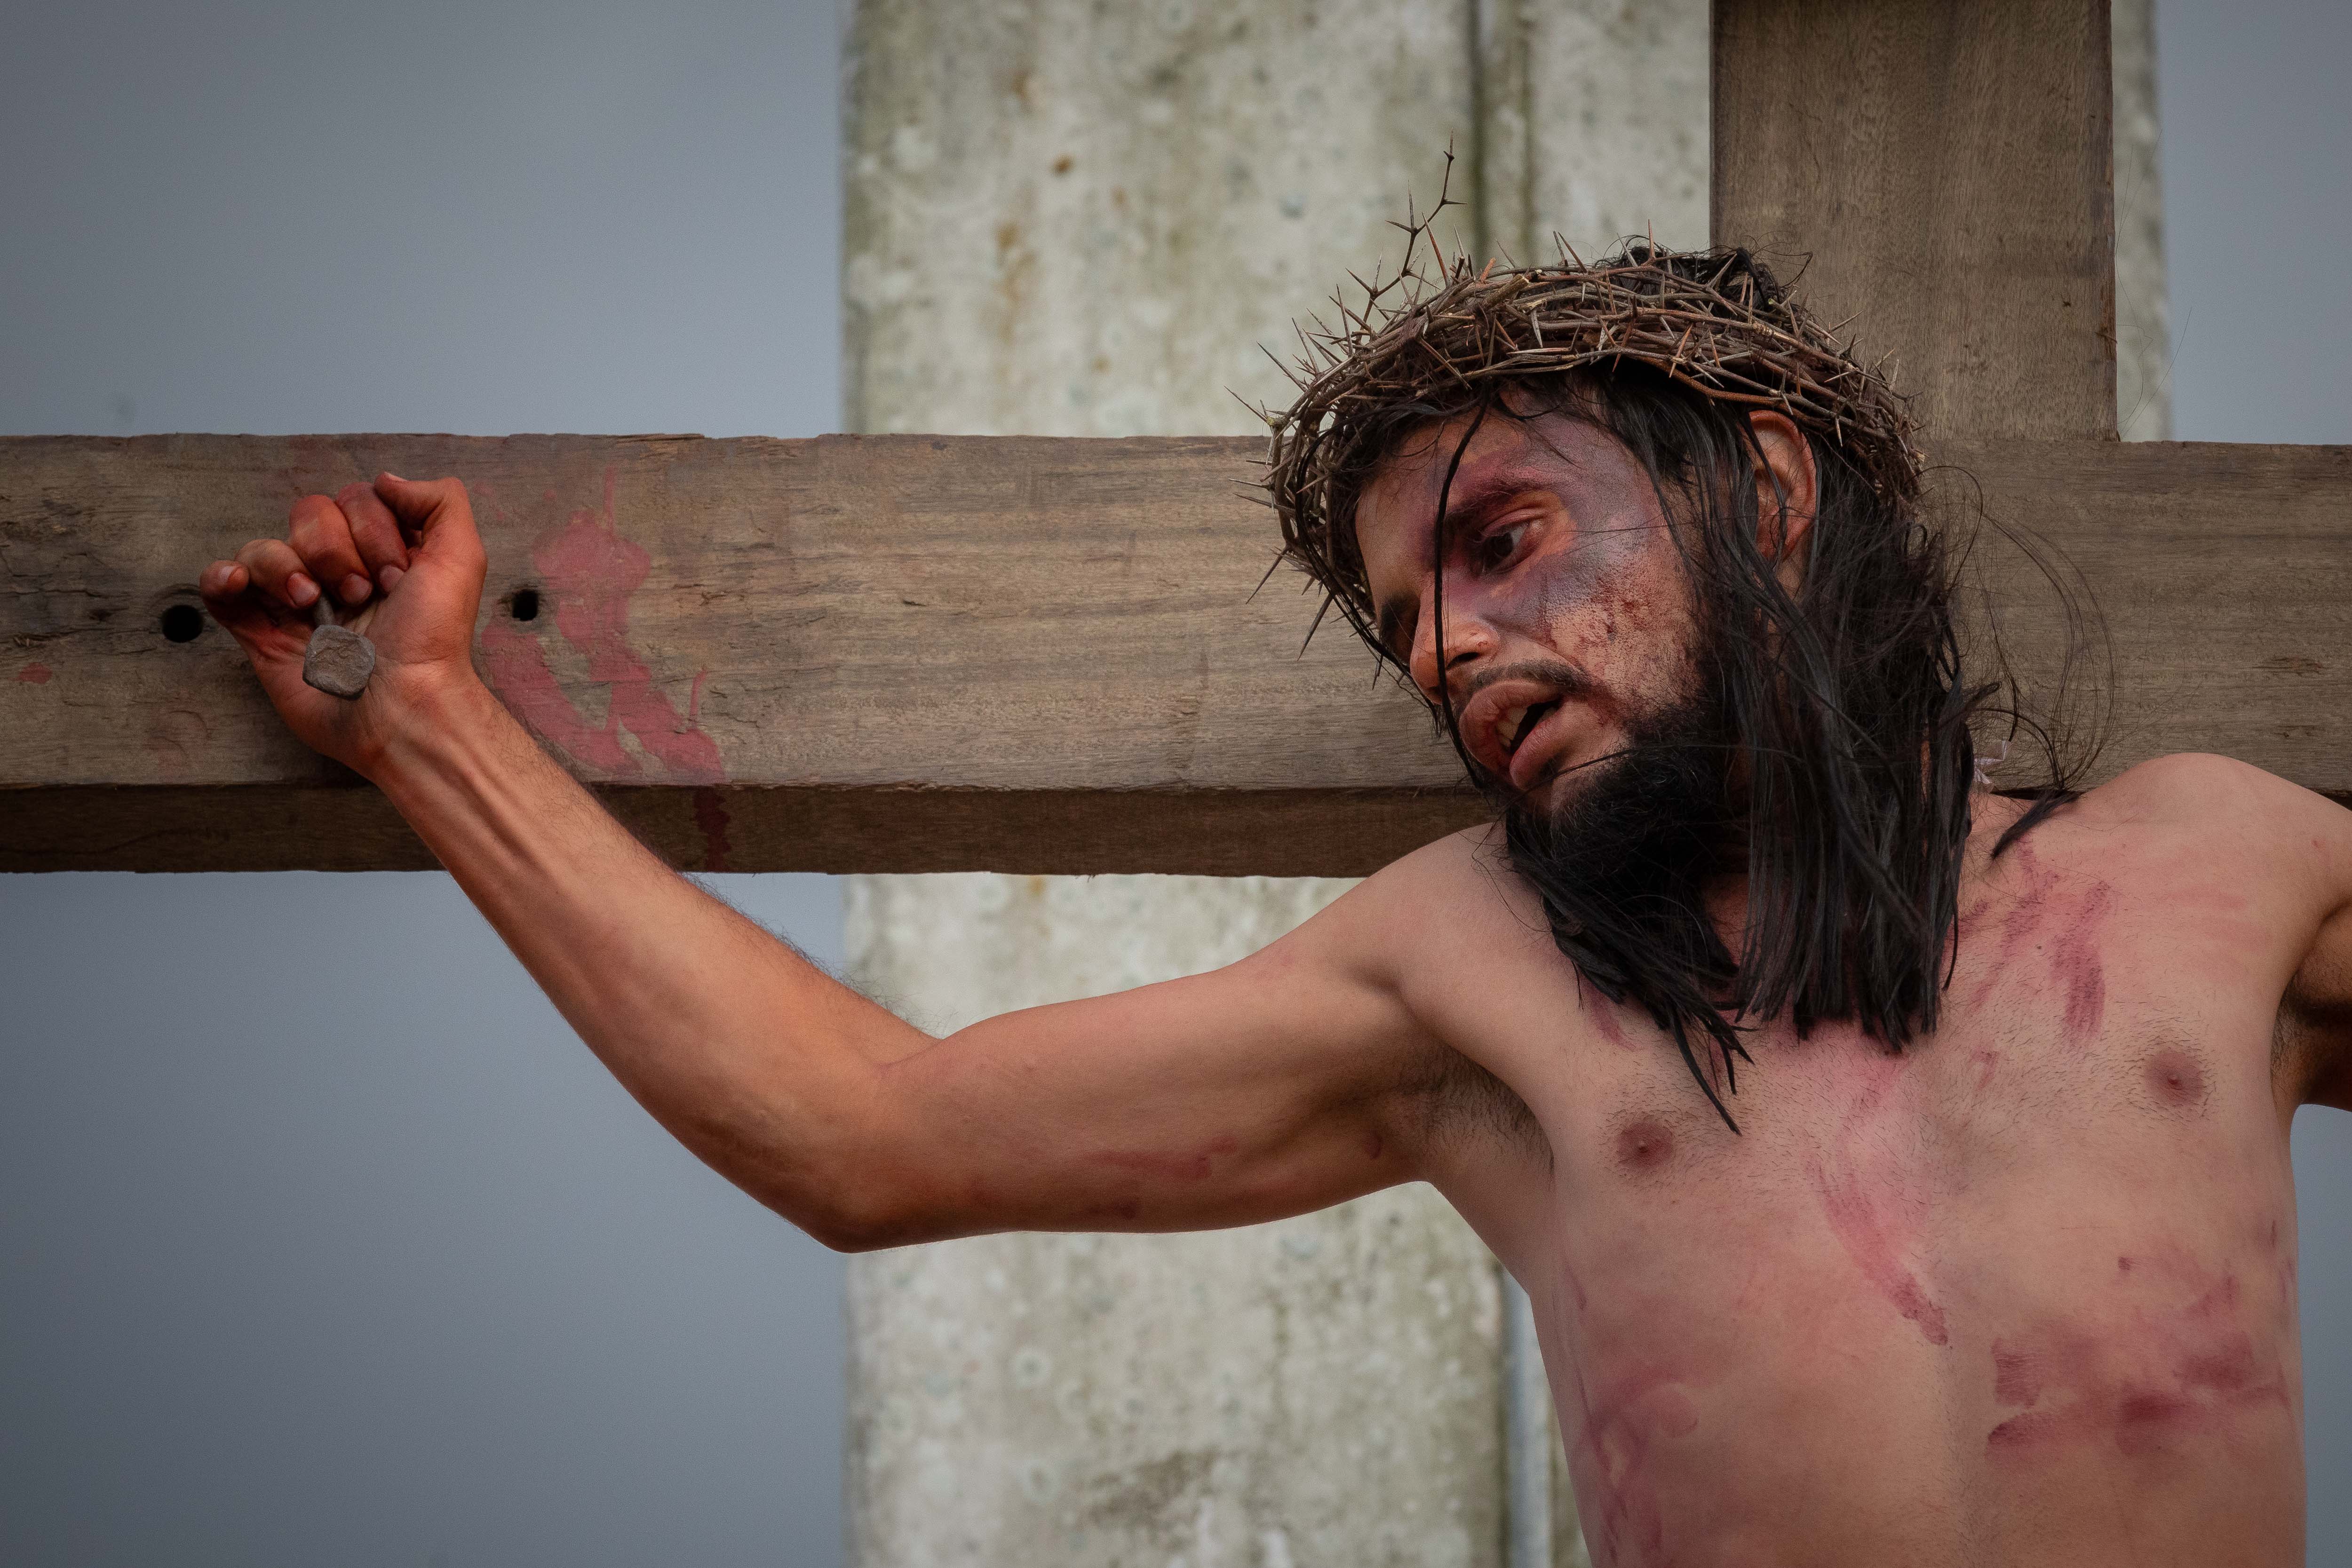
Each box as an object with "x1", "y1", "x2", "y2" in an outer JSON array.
[{"x1": 1713, "y1": 0, "x2": 2117, "y2": 439}]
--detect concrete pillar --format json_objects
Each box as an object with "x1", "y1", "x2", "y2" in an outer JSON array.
[
  {"x1": 841, "y1": 6, "x2": 1505, "y2": 1566},
  {"x1": 2112, "y1": 0, "x2": 2170, "y2": 441},
  {"x1": 838, "y1": 5, "x2": 2163, "y2": 1566},
  {"x1": 1477, "y1": 0, "x2": 1708, "y2": 266}
]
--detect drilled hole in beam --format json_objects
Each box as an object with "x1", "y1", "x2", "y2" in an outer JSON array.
[
  {"x1": 159, "y1": 604, "x2": 204, "y2": 643},
  {"x1": 509, "y1": 587, "x2": 540, "y2": 622}
]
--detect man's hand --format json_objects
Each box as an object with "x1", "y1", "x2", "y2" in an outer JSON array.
[{"x1": 199, "y1": 474, "x2": 487, "y2": 773}]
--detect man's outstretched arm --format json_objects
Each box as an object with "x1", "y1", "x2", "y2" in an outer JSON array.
[{"x1": 200, "y1": 476, "x2": 1449, "y2": 1250}]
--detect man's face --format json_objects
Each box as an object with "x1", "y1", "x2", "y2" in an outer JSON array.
[{"x1": 1353, "y1": 408, "x2": 1708, "y2": 814}]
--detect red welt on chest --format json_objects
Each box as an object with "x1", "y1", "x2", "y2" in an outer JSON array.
[
  {"x1": 1957, "y1": 842, "x2": 2115, "y2": 1047},
  {"x1": 1985, "y1": 1254, "x2": 2290, "y2": 1457}
]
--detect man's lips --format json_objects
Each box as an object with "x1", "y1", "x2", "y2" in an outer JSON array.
[
  {"x1": 1458, "y1": 677, "x2": 1578, "y2": 790},
  {"x1": 1505, "y1": 702, "x2": 1574, "y2": 790}
]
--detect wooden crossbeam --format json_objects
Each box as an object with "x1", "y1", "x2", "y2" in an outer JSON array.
[
  {"x1": 3, "y1": 433, "x2": 2347, "y2": 874},
  {"x1": 0, "y1": 433, "x2": 1474, "y2": 874},
  {"x1": 7, "y1": 2, "x2": 2344, "y2": 876}
]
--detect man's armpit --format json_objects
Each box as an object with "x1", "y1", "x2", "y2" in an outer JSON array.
[
  {"x1": 2280, "y1": 931, "x2": 2352, "y2": 1110},
  {"x1": 1406, "y1": 1046, "x2": 1553, "y2": 1165}
]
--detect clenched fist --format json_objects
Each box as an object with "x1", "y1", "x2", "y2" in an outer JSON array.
[{"x1": 200, "y1": 473, "x2": 488, "y2": 773}]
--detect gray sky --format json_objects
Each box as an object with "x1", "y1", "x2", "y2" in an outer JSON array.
[
  {"x1": 0, "y1": 3, "x2": 850, "y2": 1566},
  {"x1": 2157, "y1": 1, "x2": 2352, "y2": 1554},
  {"x1": 2, "y1": 1, "x2": 2349, "y2": 1564},
  {"x1": 2158, "y1": 0, "x2": 2352, "y2": 446}
]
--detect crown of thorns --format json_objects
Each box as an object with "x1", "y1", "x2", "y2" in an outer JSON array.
[{"x1": 1262, "y1": 211, "x2": 1919, "y2": 659}]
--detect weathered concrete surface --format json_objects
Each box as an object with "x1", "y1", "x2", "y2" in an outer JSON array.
[
  {"x1": 2113, "y1": 0, "x2": 2170, "y2": 441},
  {"x1": 842, "y1": 5, "x2": 1506, "y2": 1566},
  {"x1": 845, "y1": 0, "x2": 1479, "y2": 443},
  {"x1": 1478, "y1": 0, "x2": 1708, "y2": 266},
  {"x1": 846, "y1": 876, "x2": 1503, "y2": 1568}
]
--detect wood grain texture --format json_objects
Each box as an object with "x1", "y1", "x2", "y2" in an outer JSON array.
[
  {"x1": 1, "y1": 432, "x2": 1471, "y2": 872},
  {"x1": 1712, "y1": 0, "x2": 2116, "y2": 439},
  {"x1": 4, "y1": 433, "x2": 2347, "y2": 873},
  {"x1": 1946, "y1": 438, "x2": 2352, "y2": 782}
]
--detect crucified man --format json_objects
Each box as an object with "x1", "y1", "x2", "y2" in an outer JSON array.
[{"x1": 196, "y1": 246, "x2": 2349, "y2": 1568}]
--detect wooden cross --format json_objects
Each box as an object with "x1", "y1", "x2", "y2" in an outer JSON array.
[{"x1": 5, "y1": 0, "x2": 2345, "y2": 878}]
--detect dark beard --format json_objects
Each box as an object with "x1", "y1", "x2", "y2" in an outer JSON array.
[{"x1": 1490, "y1": 664, "x2": 1752, "y2": 1121}]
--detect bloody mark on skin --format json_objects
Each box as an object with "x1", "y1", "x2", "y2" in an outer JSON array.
[
  {"x1": 1086, "y1": 1134, "x2": 1241, "y2": 1183},
  {"x1": 1363, "y1": 1130, "x2": 1385, "y2": 1161},
  {"x1": 2261, "y1": 1214, "x2": 2299, "y2": 1313},
  {"x1": 16, "y1": 663, "x2": 52, "y2": 684},
  {"x1": 1994, "y1": 1342, "x2": 2049, "y2": 1407},
  {"x1": 1562, "y1": 1359, "x2": 1701, "y2": 1568},
  {"x1": 694, "y1": 787, "x2": 732, "y2": 873},
  {"x1": 1809, "y1": 1058, "x2": 1950, "y2": 1347},
  {"x1": 1814, "y1": 1157, "x2": 1951, "y2": 1346},
  {"x1": 1957, "y1": 841, "x2": 2114, "y2": 1044},
  {"x1": 476, "y1": 469, "x2": 724, "y2": 782},
  {"x1": 1578, "y1": 975, "x2": 1634, "y2": 1050},
  {"x1": 1985, "y1": 1258, "x2": 2288, "y2": 1457},
  {"x1": 1971, "y1": 1049, "x2": 2001, "y2": 1089},
  {"x1": 2055, "y1": 884, "x2": 2112, "y2": 1042},
  {"x1": 1561, "y1": 1258, "x2": 1590, "y2": 1314}
]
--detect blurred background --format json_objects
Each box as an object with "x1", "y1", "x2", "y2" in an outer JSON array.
[{"x1": 2, "y1": 1, "x2": 2346, "y2": 1563}]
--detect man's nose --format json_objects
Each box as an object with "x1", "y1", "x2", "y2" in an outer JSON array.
[{"x1": 1407, "y1": 597, "x2": 1498, "y2": 704}]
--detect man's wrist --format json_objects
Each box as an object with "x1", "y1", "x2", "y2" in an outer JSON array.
[{"x1": 358, "y1": 667, "x2": 509, "y2": 788}]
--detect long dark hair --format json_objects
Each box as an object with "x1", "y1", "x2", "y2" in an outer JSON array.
[
  {"x1": 1387, "y1": 366, "x2": 2097, "y2": 1127},
  {"x1": 1266, "y1": 242, "x2": 2104, "y2": 1126}
]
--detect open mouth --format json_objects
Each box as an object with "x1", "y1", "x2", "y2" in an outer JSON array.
[{"x1": 1497, "y1": 698, "x2": 1563, "y2": 764}]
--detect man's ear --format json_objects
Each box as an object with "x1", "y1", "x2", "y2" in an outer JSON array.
[{"x1": 1747, "y1": 411, "x2": 1817, "y2": 593}]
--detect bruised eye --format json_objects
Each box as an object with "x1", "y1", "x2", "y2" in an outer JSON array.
[{"x1": 1471, "y1": 519, "x2": 1535, "y2": 573}]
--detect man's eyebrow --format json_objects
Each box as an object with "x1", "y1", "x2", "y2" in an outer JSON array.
[{"x1": 1436, "y1": 464, "x2": 1558, "y2": 525}]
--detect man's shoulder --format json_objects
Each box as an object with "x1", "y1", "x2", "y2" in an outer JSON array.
[
  {"x1": 2048, "y1": 754, "x2": 2352, "y2": 928},
  {"x1": 1337, "y1": 822, "x2": 1559, "y2": 979},
  {"x1": 1367, "y1": 822, "x2": 1537, "y2": 918},
  {"x1": 2069, "y1": 751, "x2": 2336, "y2": 842}
]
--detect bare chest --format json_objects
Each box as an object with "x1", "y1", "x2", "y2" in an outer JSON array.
[{"x1": 1426, "y1": 832, "x2": 2309, "y2": 1564}]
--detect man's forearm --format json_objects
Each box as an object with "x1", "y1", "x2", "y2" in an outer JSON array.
[{"x1": 367, "y1": 677, "x2": 922, "y2": 1242}]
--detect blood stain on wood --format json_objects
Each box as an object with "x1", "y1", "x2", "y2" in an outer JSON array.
[{"x1": 477, "y1": 469, "x2": 724, "y2": 783}]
